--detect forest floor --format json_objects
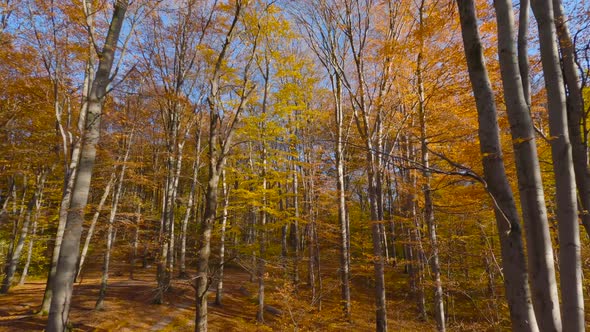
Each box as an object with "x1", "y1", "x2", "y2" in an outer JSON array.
[{"x1": 0, "y1": 257, "x2": 493, "y2": 331}]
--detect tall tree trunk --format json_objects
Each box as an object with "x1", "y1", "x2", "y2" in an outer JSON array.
[
  {"x1": 552, "y1": 0, "x2": 590, "y2": 238},
  {"x1": 96, "y1": 132, "x2": 132, "y2": 310},
  {"x1": 47, "y1": 2, "x2": 129, "y2": 330},
  {"x1": 1, "y1": 168, "x2": 48, "y2": 293},
  {"x1": 456, "y1": 1, "x2": 539, "y2": 330},
  {"x1": 195, "y1": 157, "x2": 220, "y2": 332},
  {"x1": 180, "y1": 129, "x2": 202, "y2": 278},
  {"x1": 76, "y1": 172, "x2": 116, "y2": 281},
  {"x1": 530, "y1": 1, "x2": 585, "y2": 329},
  {"x1": 334, "y1": 74, "x2": 351, "y2": 318},
  {"x1": 290, "y1": 158, "x2": 300, "y2": 286},
  {"x1": 215, "y1": 170, "x2": 229, "y2": 305},
  {"x1": 493, "y1": 1, "x2": 562, "y2": 330},
  {"x1": 256, "y1": 152, "x2": 267, "y2": 323},
  {"x1": 130, "y1": 200, "x2": 141, "y2": 280},
  {"x1": 19, "y1": 194, "x2": 42, "y2": 286},
  {"x1": 416, "y1": 10, "x2": 445, "y2": 325},
  {"x1": 41, "y1": 1, "x2": 96, "y2": 311}
]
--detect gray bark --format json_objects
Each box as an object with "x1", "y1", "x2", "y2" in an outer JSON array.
[
  {"x1": 195, "y1": 3, "x2": 247, "y2": 330},
  {"x1": 76, "y1": 172, "x2": 116, "y2": 281},
  {"x1": 215, "y1": 170, "x2": 229, "y2": 305},
  {"x1": 96, "y1": 132, "x2": 132, "y2": 310},
  {"x1": 552, "y1": 0, "x2": 590, "y2": 238},
  {"x1": 518, "y1": 0, "x2": 531, "y2": 105},
  {"x1": 415, "y1": 2, "x2": 445, "y2": 327},
  {"x1": 530, "y1": 0, "x2": 585, "y2": 330},
  {"x1": 180, "y1": 129, "x2": 202, "y2": 277},
  {"x1": 19, "y1": 194, "x2": 42, "y2": 286},
  {"x1": 334, "y1": 74, "x2": 351, "y2": 318},
  {"x1": 493, "y1": 1, "x2": 562, "y2": 330},
  {"x1": 1, "y1": 168, "x2": 48, "y2": 293},
  {"x1": 40, "y1": 0, "x2": 96, "y2": 313},
  {"x1": 130, "y1": 200, "x2": 141, "y2": 280},
  {"x1": 46, "y1": 1, "x2": 129, "y2": 330},
  {"x1": 456, "y1": 1, "x2": 539, "y2": 330}
]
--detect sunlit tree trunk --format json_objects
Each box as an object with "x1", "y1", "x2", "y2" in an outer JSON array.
[
  {"x1": 76, "y1": 172, "x2": 116, "y2": 281},
  {"x1": 415, "y1": 1, "x2": 445, "y2": 326},
  {"x1": 180, "y1": 128, "x2": 202, "y2": 278},
  {"x1": 215, "y1": 170, "x2": 229, "y2": 305},
  {"x1": 19, "y1": 193, "x2": 42, "y2": 286},
  {"x1": 40, "y1": 0, "x2": 98, "y2": 311},
  {"x1": 456, "y1": 1, "x2": 539, "y2": 330},
  {"x1": 530, "y1": 0, "x2": 585, "y2": 329},
  {"x1": 195, "y1": 3, "x2": 249, "y2": 330},
  {"x1": 47, "y1": 2, "x2": 129, "y2": 330},
  {"x1": 493, "y1": 1, "x2": 561, "y2": 330},
  {"x1": 334, "y1": 74, "x2": 351, "y2": 318},
  {"x1": 552, "y1": 0, "x2": 590, "y2": 238},
  {"x1": 1, "y1": 168, "x2": 49, "y2": 293},
  {"x1": 96, "y1": 132, "x2": 132, "y2": 310},
  {"x1": 130, "y1": 198, "x2": 141, "y2": 280}
]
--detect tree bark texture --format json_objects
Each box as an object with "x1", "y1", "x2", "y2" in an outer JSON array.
[
  {"x1": 47, "y1": 2, "x2": 129, "y2": 330},
  {"x1": 457, "y1": 1, "x2": 539, "y2": 330},
  {"x1": 493, "y1": 1, "x2": 561, "y2": 330},
  {"x1": 530, "y1": 0, "x2": 585, "y2": 329}
]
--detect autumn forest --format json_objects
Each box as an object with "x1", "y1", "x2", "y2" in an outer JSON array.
[{"x1": 0, "y1": 0, "x2": 589, "y2": 331}]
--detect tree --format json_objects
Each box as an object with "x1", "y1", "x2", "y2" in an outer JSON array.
[
  {"x1": 195, "y1": 1, "x2": 258, "y2": 330},
  {"x1": 47, "y1": 1, "x2": 131, "y2": 330},
  {"x1": 530, "y1": 0, "x2": 584, "y2": 329},
  {"x1": 456, "y1": 1, "x2": 539, "y2": 330},
  {"x1": 493, "y1": 1, "x2": 561, "y2": 329}
]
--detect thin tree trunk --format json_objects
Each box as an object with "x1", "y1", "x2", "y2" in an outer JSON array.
[
  {"x1": 416, "y1": 11, "x2": 445, "y2": 325},
  {"x1": 47, "y1": 2, "x2": 129, "y2": 330},
  {"x1": 96, "y1": 132, "x2": 132, "y2": 310},
  {"x1": 215, "y1": 170, "x2": 229, "y2": 305},
  {"x1": 530, "y1": 1, "x2": 585, "y2": 329},
  {"x1": 457, "y1": 1, "x2": 539, "y2": 330},
  {"x1": 334, "y1": 74, "x2": 351, "y2": 318},
  {"x1": 180, "y1": 129, "x2": 202, "y2": 278},
  {"x1": 130, "y1": 201, "x2": 141, "y2": 280},
  {"x1": 19, "y1": 195, "x2": 42, "y2": 286},
  {"x1": 76, "y1": 172, "x2": 115, "y2": 281},
  {"x1": 1, "y1": 169, "x2": 48, "y2": 293}
]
